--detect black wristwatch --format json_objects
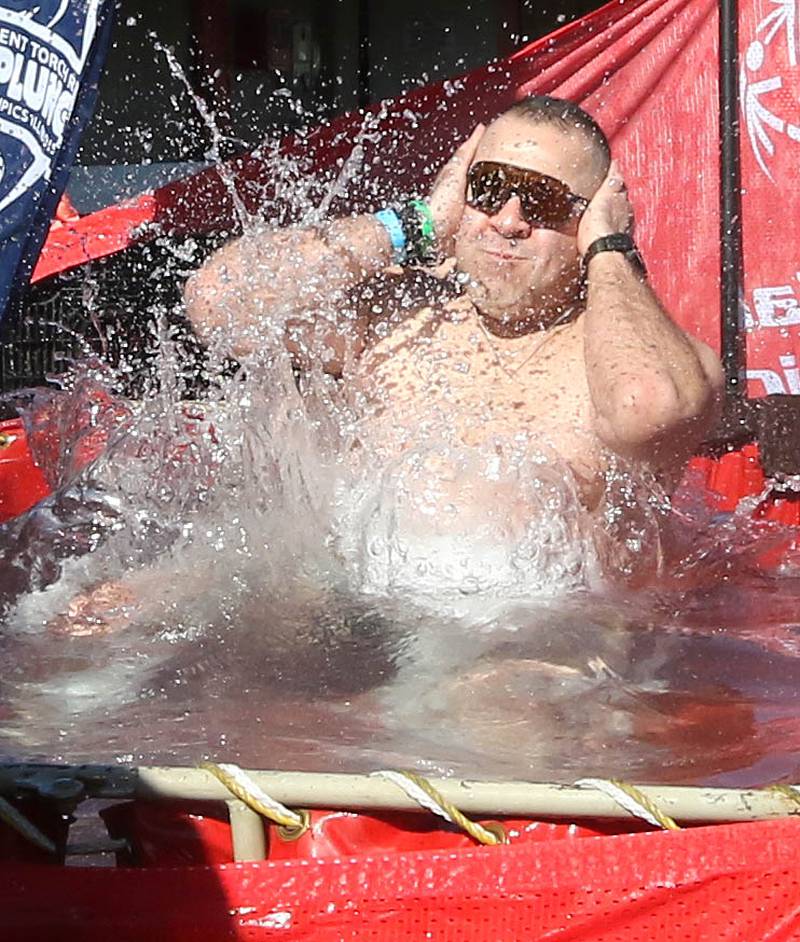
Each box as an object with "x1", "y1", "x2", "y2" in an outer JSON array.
[{"x1": 582, "y1": 233, "x2": 647, "y2": 277}]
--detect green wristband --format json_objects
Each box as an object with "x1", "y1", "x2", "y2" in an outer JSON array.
[{"x1": 408, "y1": 199, "x2": 436, "y2": 255}]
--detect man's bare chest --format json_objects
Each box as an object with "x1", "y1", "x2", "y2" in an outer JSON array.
[{"x1": 355, "y1": 308, "x2": 598, "y2": 462}]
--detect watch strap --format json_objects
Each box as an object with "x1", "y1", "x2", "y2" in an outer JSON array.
[{"x1": 583, "y1": 233, "x2": 646, "y2": 276}]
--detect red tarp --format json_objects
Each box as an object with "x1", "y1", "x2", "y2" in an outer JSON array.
[
  {"x1": 32, "y1": 0, "x2": 800, "y2": 397},
  {"x1": 4, "y1": 814, "x2": 800, "y2": 940}
]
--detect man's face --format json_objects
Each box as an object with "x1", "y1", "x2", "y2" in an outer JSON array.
[{"x1": 454, "y1": 114, "x2": 604, "y2": 327}]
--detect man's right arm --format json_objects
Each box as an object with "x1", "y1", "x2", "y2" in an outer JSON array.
[
  {"x1": 183, "y1": 124, "x2": 485, "y2": 370},
  {"x1": 183, "y1": 214, "x2": 395, "y2": 364}
]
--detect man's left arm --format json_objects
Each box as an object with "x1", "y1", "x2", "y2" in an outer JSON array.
[{"x1": 580, "y1": 162, "x2": 724, "y2": 459}]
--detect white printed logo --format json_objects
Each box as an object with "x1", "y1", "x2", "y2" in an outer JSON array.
[
  {"x1": 740, "y1": 0, "x2": 800, "y2": 179},
  {"x1": 748, "y1": 354, "x2": 800, "y2": 394},
  {"x1": 747, "y1": 276, "x2": 800, "y2": 329},
  {"x1": 0, "y1": 1, "x2": 100, "y2": 234}
]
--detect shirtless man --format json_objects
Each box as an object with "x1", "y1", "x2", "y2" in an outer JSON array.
[
  {"x1": 184, "y1": 95, "x2": 723, "y2": 513},
  {"x1": 43, "y1": 96, "x2": 724, "y2": 637}
]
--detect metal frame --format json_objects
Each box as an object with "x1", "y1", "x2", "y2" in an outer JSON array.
[
  {"x1": 718, "y1": 0, "x2": 745, "y2": 401},
  {"x1": 2, "y1": 763, "x2": 800, "y2": 864},
  {"x1": 3, "y1": 762, "x2": 800, "y2": 822}
]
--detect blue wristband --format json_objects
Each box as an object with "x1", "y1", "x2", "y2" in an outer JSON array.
[{"x1": 374, "y1": 208, "x2": 407, "y2": 265}]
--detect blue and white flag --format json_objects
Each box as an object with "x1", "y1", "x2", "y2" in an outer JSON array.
[{"x1": 0, "y1": 0, "x2": 116, "y2": 322}]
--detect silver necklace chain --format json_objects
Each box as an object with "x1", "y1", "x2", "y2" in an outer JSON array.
[{"x1": 476, "y1": 306, "x2": 578, "y2": 378}]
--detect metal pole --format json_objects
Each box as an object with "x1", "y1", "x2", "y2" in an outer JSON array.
[
  {"x1": 718, "y1": 0, "x2": 746, "y2": 399},
  {"x1": 2, "y1": 764, "x2": 800, "y2": 826},
  {"x1": 134, "y1": 767, "x2": 800, "y2": 825}
]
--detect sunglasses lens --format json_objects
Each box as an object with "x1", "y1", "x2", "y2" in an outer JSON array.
[
  {"x1": 520, "y1": 180, "x2": 573, "y2": 228},
  {"x1": 467, "y1": 166, "x2": 506, "y2": 214},
  {"x1": 468, "y1": 162, "x2": 582, "y2": 229}
]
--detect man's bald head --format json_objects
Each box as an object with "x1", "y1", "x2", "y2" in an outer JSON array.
[
  {"x1": 454, "y1": 95, "x2": 612, "y2": 328},
  {"x1": 500, "y1": 95, "x2": 611, "y2": 181}
]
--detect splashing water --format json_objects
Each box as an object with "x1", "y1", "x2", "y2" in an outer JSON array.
[
  {"x1": 4, "y1": 299, "x2": 800, "y2": 787},
  {"x1": 3, "y1": 57, "x2": 800, "y2": 789},
  {"x1": 153, "y1": 38, "x2": 253, "y2": 231}
]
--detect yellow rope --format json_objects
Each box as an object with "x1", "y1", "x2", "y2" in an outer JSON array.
[
  {"x1": 375, "y1": 769, "x2": 506, "y2": 846},
  {"x1": 199, "y1": 761, "x2": 309, "y2": 839},
  {"x1": 576, "y1": 777, "x2": 680, "y2": 831},
  {"x1": 610, "y1": 779, "x2": 680, "y2": 830},
  {"x1": 767, "y1": 784, "x2": 800, "y2": 807}
]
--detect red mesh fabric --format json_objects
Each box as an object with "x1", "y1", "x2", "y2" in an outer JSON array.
[{"x1": 3, "y1": 817, "x2": 800, "y2": 940}]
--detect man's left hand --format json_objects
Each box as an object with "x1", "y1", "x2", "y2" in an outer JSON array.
[
  {"x1": 577, "y1": 160, "x2": 634, "y2": 257},
  {"x1": 428, "y1": 124, "x2": 485, "y2": 256}
]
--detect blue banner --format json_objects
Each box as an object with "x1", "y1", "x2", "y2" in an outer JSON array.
[{"x1": 0, "y1": 0, "x2": 117, "y2": 323}]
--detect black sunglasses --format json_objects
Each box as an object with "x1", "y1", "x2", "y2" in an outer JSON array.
[{"x1": 467, "y1": 161, "x2": 588, "y2": 230}]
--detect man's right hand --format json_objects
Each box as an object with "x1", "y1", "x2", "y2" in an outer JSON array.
[{"x1": 427, "y1": 124, "x2": 485, "y2": 256}]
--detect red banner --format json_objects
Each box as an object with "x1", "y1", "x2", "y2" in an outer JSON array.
[{"x1": 32, "y1": 0, "x2": 800, "y2": 398}]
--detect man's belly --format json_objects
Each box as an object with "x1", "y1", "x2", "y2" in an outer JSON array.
[
  {"x1": 340, "y1": 386, "x2": 667, "y2": 592},
  {"x1": 349, "y1": 365, "x2": 605, "y2": 509},
  {"x1": 334, "y1": 427, "x2": 601, "y2": 605}
]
